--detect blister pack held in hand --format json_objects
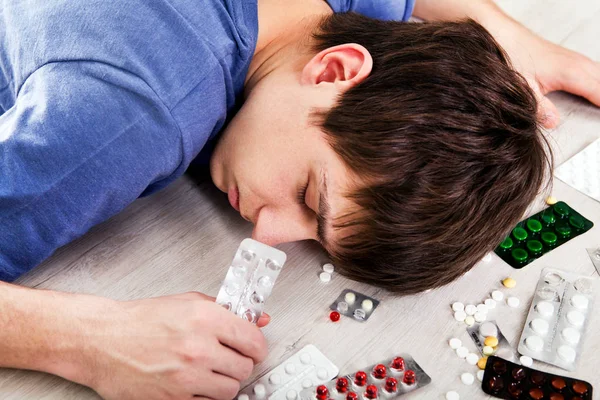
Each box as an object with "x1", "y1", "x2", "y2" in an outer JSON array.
[{"x1": 216, "y1": 238, "x2": 287, "y2": 324}]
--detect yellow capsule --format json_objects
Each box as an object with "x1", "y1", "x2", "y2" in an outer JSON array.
[
  {"x1": 477, "y1": 356, "x2": 488, "y2": 370},
  {"x1": 502, "y1": 277, "x2": 516, "y2": 288},
  {"x1": 484, "y1": 336, "x2": 499, "y2": 347},
  {"x1": 546, "y1": 196, "x2": 558, "y2": 205}
]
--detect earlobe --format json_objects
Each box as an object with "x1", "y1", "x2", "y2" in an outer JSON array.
[{"x1": 302, "y1": 43, "x2": 373, "y2": 88}]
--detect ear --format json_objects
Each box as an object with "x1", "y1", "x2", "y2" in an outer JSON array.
[{"x1": 301, "y1": 43, "x2": 373, "y2": 90}]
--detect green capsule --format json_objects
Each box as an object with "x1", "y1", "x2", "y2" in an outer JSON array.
[
  {"x1": 526, "y1": 219, "x2": 543, "y2": 234},
  {"x1": 499, "y1": 237, "x2": 514, "y2": 250},
  {"x1": 553, "y1": 202, "x2": 570, "y2": 219},
  {"x1": 512, "y1": 227, "x2": 528, "y2": 242},
  {"x1": 511, "y1": 248, "x2": 529, "y2": 264},
  {"x1": 541, "y1": 211, "x2": 556, "y2": 226},
  {"x1": 555, "y1": 222, "x2": 572, "y2": 239},
  {"x1": 526, "y1": 240, "x2": 543, "y2": 256},
  {"x1": 541, "y1": 231, "x2": 558, "y2": 247},
  {"x1": 569, "y1": 214, "x2": 585, "y2": 230}
]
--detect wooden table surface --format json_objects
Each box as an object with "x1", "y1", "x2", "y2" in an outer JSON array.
[{"x1": 2, "y1": 1, "x2": 599, "y2": 398}]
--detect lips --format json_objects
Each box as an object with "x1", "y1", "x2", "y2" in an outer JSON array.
[{"x1": 228, "y1": 186, "x2": 240, "y2": 212}]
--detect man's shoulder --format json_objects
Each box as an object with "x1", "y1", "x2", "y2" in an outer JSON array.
[{"x1": 324, "y1": 0, "x2": 415, "y2": 21}]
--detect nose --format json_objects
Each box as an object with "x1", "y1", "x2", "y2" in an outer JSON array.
[{"x1": 251, "y1": 207, "x2": 317, "y2": 246}]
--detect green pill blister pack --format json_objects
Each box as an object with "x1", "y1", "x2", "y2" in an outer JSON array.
[{"x1": 495, "y1": 202, "x2": 594, "y2": 269}]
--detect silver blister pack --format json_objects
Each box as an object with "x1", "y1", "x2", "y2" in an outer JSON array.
[
  {"x1": 467, "y1": 321, "x2": 516, "y2": 362},
  {"x1": 216, "y1": 239, "x2": 287, "y2": 324},
  {"x1": 329, "y1": 289, "x2": 380, "y2": 322}
]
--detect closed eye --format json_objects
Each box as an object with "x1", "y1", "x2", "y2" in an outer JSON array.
[{"x1": 297, "y1": 182, "x2": 309, "y2": 205}]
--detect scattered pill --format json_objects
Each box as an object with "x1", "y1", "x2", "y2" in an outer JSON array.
[
  {"x1": 562, "y1": 327, "x2": 581, "y2": 345},
  {"x1": 530, "y1": 318, "x2": 549, "y2": 335},
  {"x1": 507, "y1": 297, "x2": 520, "y2": 308},
  {"x1": 456, "y1": 347, "x2": 469, "y2": 359},
  {"x1": 477, "y1": 357, "x2": 488, "y2": 370},
  {"x1": 464, "y1": 316, "x2": 475, "y2": 326},
  {"x1": 571, "y1": 294, "x2": 589, "y2": 310},
  {"x1": 254, "y1": 384, "x2": 267, "y2": 398},
  {"x1": 502, "y1": 277, "x2": 516, "y2": 288},
  {"x1": 269, "y1": 374, "x2": 282, "y2": 385},
  {"x1": 483, "y1": 346, "x2": 494, "y2": 356},
  {"x1": 285, "y1": 363, "x2": 296, "y2": 374},
  {"x1": 466, "y1": 353, "x2": 479, "y2": 365},
  {"x1": 476, "y1": 304, "x2": 488, "y2": 314},
  {"x1": 238, "y1": 395, "x2": 250, "y2": 400},
  {"x1": 452, "y1": 302, "x2": 465, "y2": 312},
  {"x1": 557, "y1": 345, "x2": 576, "y2": 363},
  {"x1": 322, "y1": 263, "x2": 335, "y2": 274},
  {"x1": 479, "y1": 322, "x2": 498, "y2": 338},
  {"x1": 474, "y1": 312, "x2": 486, "y2": 322},
  {"x1": 465, "y1": 304, "x2": 477, "y2": 315},
  {"x1": 567, "y1": 310, "x2": 585, "y2": 326},
  {"x1": 319, "y1": 272, "x2": 331, "y2": 283},
  {"x1": 477, "y1": 370, "x2": 485, "y2": 381},
  {"x1": 329, "y1": 311, "x2": 341, "y2": 322},
  {"x1": 449, "y1": 338, "x2": 462, "y2": 349},
  {"x1": 286, "y1": 390, "x2": 297, "y2": 400},
  {"x1": 461, "y1": 372, "x2": 475, "y2": 385},
  {"x1": 525, "y1": 336, "x2": 544, "y2": 352},
  {"x1": 536, "y1": 301, "x2": 554, "y2": 317},
  {"x1": 491, "y1": 290, "x2": 504, "y2": 301},
  {"x1": 546, "y1": 196, "x2": 558, "y2": 205},
  {"x1": 300, "y1": 353, "x2": 312, "y2": 364},
  {"x1": 484, "y1": 336, "x2": 499, "y2": 347},
  {"x1": 454, "y1": 310, "x2": 467, "y2": 322},
  {"x1": 362, "y1": 299, "x2": 374, "y2": 312},
  {"x1": 446, "y1": 391, "x2": 460, "y2": 400},
  {"x1": 519, "y1": 356, "x2": 533, "y2": 367},
  {"x1": 482, "y1": 253, "x2": 493, "y2": 262},
  {"x1": 344, "y1": 292, "x2": 356, "y2": 304},
  {"x1": 484, "y1": 299, "x2": 496, "y2": 309}
]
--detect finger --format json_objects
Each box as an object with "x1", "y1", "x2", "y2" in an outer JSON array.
[
  {"x1": 537, "y1": 95, "x2": 560, "y2": 129},
  {"x1": 560, "y1": 68, "x2": 600, "y2": 107},
  {"x1": 217, "y1": 312, "x2": 268, "y2": 364},
  {"x1": 211, "y1": 345, "x2": 254, "y2": 381},
  {"x1": 257, "y1": 313, "x2": 271, "y2": 328},
  {"x1": 193, "y1": 373, "x2": 240, "y2": 400}
]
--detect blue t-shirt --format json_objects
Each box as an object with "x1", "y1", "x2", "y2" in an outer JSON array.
[{"x1": 0, "y1": 0, "x2": 414, "y2": 281}]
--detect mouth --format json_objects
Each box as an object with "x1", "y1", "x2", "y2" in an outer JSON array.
[{"x1": 228, "y1": 186, "x2": 240, "y2": 212}]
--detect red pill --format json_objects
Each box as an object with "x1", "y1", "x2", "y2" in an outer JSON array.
[
  {"x1": 372, "y1": 364, "x2": 387, "y2": 379},
  {"x1": 403, "y1": 370, "x2": 416, "y2": 385},
  {"x1": 354, "y1": 371, "x2": 367, "y2": 387},
  {"x1": 384, "y1": 377, "x2": 398, "y2": 393},
  {"x1": 365, "y1": 385, "x2": 378, "y2": 399},
  {"x1": 329, "y1": 311, "x2": 341, "y2": 322},
  {"x1": 346, "y1": 392, "x2": 358, "y2": 400},
  {"x1": 390, "y1": 357, "x2": 405, "y2": 371},
  {"x1": 316, "y1": 385, "x2": 329, "y2": 400},
  {"x1": 336, "y1": 377, "x2": 349, "y2": 393}
]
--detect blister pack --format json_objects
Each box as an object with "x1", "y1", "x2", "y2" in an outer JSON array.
[
  {"x1": 299, "y1": 354, "x2": 431, "y2": 400},
  {"x1": 467, "y1": 321, "x2": 516, "y2": 362},
  {"x1": 517, "y1": 268, "x2": 595, "y2": 371},
  {"x1": 216, "y1": 239, "x2": 287, "y2": 324},
  {"x1": 482, "y1": 356, "x2": 593, "y2": 399},
  {"x1": 329, "y1": 289, "x2": 380, "y2": 322},
  {"x1": 586, "y1": 248, "x2": 600, "y2": 274},
  {"x1": 237, "y1": 345, "x2": 339, "y2": 400}
]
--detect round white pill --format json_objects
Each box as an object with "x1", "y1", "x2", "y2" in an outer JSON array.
[
  {"x1": 474, "y1": 312, "x2": 486, "y2": 322},
  {"x1": 557, "y1": 345, "x2": 576, "y2": 363},
  {"x1": 238, "y1": 395, "x2": 250, "y2": 400},
  {"x1": 567, "y1": 310, "x2": 585, "y2": 327},
  {"x1": 483, "y1": 346, "x2": 494, "y2": 356},
  {"x1": 454, "y1": 310, "x2": 467, "y2": 322},
  {"x1": 464, "y1": 316, "x2": 475, "y2": 327},
  {"x1": 492, "y1": 290, "x2": 504, "y2": 301},
  {"x1": 465, "y1": 304, "x2": 477, "y2": 315},
  {"x1": 449, "y1": 338, "x2": 462, "y2": 349},
  {"x1": 362, "y1": 299, "x2": 374, "y2": 312},
  {"x1": 485, "y1": 299, "x2": 497, "y2": 309},
  {"x1": 479, "y1": 322, "x2": 498, "y2": 338},
  {"x1": 456, "y1": 346, "x2": 469, "y2": 359},
  {"x1": 461, "y1": 372, "x2": 475, "y2": 385},
  {"x1": 344, "y1": 292, "x2": 356, "y2": 304},
  {"x1": 562, "y1": 327, "x2": 581, "y2": 345},
  {"x1": 536, "y1": 301, "x2": 554, "y2": 317},
  {"x1": 482, "y1": 253, "x2": 493, "y2": 262},
  {"x1": 300, "y1": 353, "x2": 311, "y2": 364},
  {"x1": 254, "y1": 384, "x2": 267, "y2": 398},
  {"x1": 466, "y1": 353, "x2": 479, "y2": 365},
  {"x1": 317, "y1": 368, "x2": 328, "y2": 380},
  {"x1": 319, "y1": 272, "x2": 331, "y2": 283},
  {"x1": 452, "y1": 302, "x2": 465, "y2": 312},
  {"x1": 302, "y1": 380, "x2": 312, "y2": 389},
  {"x1": 525, "y1": 336, "x2": 544, "y2": 352},
  {"x1": 530, "y1": 318, "x2": 549, "y2": 336},
  {"x1": 269, "y1": 373, "x2": 282, "y2": 385},
  {"x1": 477, "y1": 370, "x2": 485, "y2": 381},
  {"x1": 507, "y1": 297, "x2": 520, "y2": 308},
  {"x1": 519, "y1": 356, "x2": 533, "y2": 367},
  {"x1": 286, "y1": 390, "x2": 297, "y2": 400},
  {"x1": 322, "y1": 263, "x2": 335, "y2": 274},
  {"x1": 571, "y1": 294, "x2": 589, "y2": 310},
  {"x1": 477, "y1": 304, "x2": 488, "y2": 314},
  {"x1": 285, "y1": 363, "x2": 296, "y2": 374},
  {"x1": 446, "y1": 391, "x2": 460, "y2": 400}
]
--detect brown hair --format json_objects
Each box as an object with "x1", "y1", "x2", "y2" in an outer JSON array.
[{"x1": 312, "y1": 14, "x2": 552, "y2": 294}]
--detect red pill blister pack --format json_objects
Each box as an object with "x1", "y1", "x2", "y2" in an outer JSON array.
[{"x1": 299, "y1": 354, "x2": 431, "y2": 400}]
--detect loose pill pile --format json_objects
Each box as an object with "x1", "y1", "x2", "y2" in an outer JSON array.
[
  {"x1": 494, "y1": 202, "x2": 593, "y2": 269},
  {"x1": 299, "y1": 355, "x2": 431, "y2": 400},
  {"x1": 517, "y1": 268, "x2": 595, "y2": 371},
  {"x1": 482, "y1": 356, "x2": 594, "y2": 399},
  {"x1": 238, "y1": 345, "x2": 338, "y2": 400},
  {"x1": 216, "y1": 239, "x2": 287, "y2": 323},
  {"x1": 329, "y1": 289, "x2": 380, "y2": 322}
]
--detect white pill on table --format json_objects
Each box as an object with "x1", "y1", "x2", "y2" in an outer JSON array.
[
  {"x1": 269, "y1": 373, "x2": 282, "y2": 385},
  {"x1": 285, "y1": 363, "x2": 296, "y2": 374},
  {"x1": 519, "y1": 356, "x2": 533, "y2": 367},
  {"x1": 456, "y1": 346, "x2": 469, "y2": 358},
  {"x1": 474, "y1": 311, "x2": 486, "y2": 322},
  {"x1": 446, "y1": 391, "x2": 460, "y2": 400},
  {"x1": 286, "y1": 390, "x2": 298, "y2": 400},
  {"x1": 300, "y1": 353, "x2": 311, "y2": 364},
  {"x1": 476, "y1": 304, "x2": 488, "y2": 314},
  {"x1": 465, "y1": 304, "x2": 477, "y2": 315},
  {"x1": 571, "y1": 294, "x2": 589, "y2": 310},
  {"x1": 452, "y1": 302, "x2": 465, "y2": 312},
  {"x1": 464, "y1": 316, "x2": 475, "y2": 327},
  {"x1": 454, "y1": 310, "x2": 467, "y2": 322},
  {"x1": 322, "y1": 263, "x2": 335, "y2": 274},
  {"x1": 562, "y1": 327, "x2": 581, "y2": 345},
  {"x1": 491, "y1": 290, "x2": 504, "y2": 301},
  {"x1": 344, "y1": 292, "x2": 356, "y2": 304},
  {"x1": 238, "y1": 395, "x2": 250, "y2": 400},
  {"x1": 319, "y1": 272, "x2": 331, "y2": 283},
  {"x1": 479, "y1": 322, "x2": 498, "y2": 338},
  {"x1": 507, "y1": 297, "x2": 520, "y2": 308},
  {"x1": 557, "y1": 345, "x2": 577, "y2": 363},
  {"x1": 530, "y1": 318, "x2": 549, "y2": 336},
  {"x1": 362, "y1": 299, "x2": 374, "y2": 312},
  {"x1": 302, "y1": 380, "x2": 313, "y2": 389},
  {"x1": 536, "y1": 301, "x2": 554, "y2": 317},
  {"x1": 254, "y1": 384, "x2": 267, "y2": 398},
  {"x1": 317, "y1": 368, "x2": 328, "y2": 380},
  {"x1": 567, "y1": 310, "x2": 585, "y2": 327},
  {"x1": 483, "y1": 346, "x2": 494, "y2": 356},
  {"x1": 477, "y1": 370, "x2": 485, "y2": 381},
  {"x1": 461, "y1": 372, "x2": 475, "y2": 385},
  {"x1": 449, "y1": 338, "x2": 462, "y2": 349},
  {"x1": 466, "y1": 353, "x2": 479, "y2": 365},
  {"x1": 525, "y1": 336, "x2": 544, "y2": 352},
  {"x1": 484, "y1": 299, "x2": 496, "y2": 309}
]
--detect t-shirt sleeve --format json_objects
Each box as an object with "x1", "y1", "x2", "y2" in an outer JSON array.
[
  {"x1": 0, "y1": 61, "x2": 183, "y2": 281},
  {"x1": 325, "y1": 0, "x2": 415, "y2": 21}
]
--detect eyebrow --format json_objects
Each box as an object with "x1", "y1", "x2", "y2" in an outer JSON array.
[{"x1": 316, "y1": 172, "x2": 330, "y2": 246}]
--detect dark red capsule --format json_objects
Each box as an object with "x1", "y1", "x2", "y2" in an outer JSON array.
[
  {"x1": 354, "y1": 371, "x2": 367, "y2": 387},
  {"x1": 402, "y1": 370, "x2": 416, "y2": 385},
  {"x1": 345, "y1": 392, "x2": 358, "y2": 400},
  {"x1": 329, "y1": 311, "x2": 341, "y2": 322},
  {"x1": 336, "y1": 377, "x2": 349, "y2": 393},
  {"x1": 384, "y1": 377, "x2": 398, "y2": 393},
  {"x1": 316, "y1": 385, "x2": 329, "y2": 400},
  {"x1": 390, "y1": 357, "x2": 405, "y2": 371},
  {"x1": 372, "y1": 364, "x2": 387, "y2": 379},
  {"x1": 365, "y1": 385, "x2": 378, "y2": 399}
]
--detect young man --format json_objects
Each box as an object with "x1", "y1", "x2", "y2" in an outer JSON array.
[{"x1": 0, "y1": 0, "x2": 598, "y2": 399}]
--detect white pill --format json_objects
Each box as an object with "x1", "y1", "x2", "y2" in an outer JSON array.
[
  {"x1": 452, "y1": 302, "x2": 465, "y2": 312},
  {"x1": 491, "y1": 290, "x2": 504, "y2": 301},
  {"x1": 446, "y1": 391, "x2": 460, "y2": 400},
  {"x1": 238, "y1": 395, "x2": 250, "y2": 400},
  {"x1": 571, "y1": 294, "x2": 589, "y2": 310},
  {"x1": 456, "y1": 346, "x2": 469, "y2": 358},
  {"x1": 567, "y1": 310, "x2": 585, "y2": 327},
  {"x1": 254, "y1": 384, "x2": 267, "y2": 398},
  {"x1": 525, "y1": 336, "x2": 544, "y2": 352},
  {"x1": 477, "y1": 304, "x2": 488, "y2": 314},
  {"x1": 507, "y1": 297, "x2": 520, "y2": 308},
  {"x1": 454, "y1": 310, "x2": 467, "y2": 322},
  {"x1": 302, "y1": 380, "x2": 313, "y2": 389},
  {"x1": 557, "y1": 345, "x2": 576, "y2": 363},
  {"x1": 344, "y1": 292, "x2": 356, "y2": 304},
  {"x1": 482, "y1": 253, "x2": 493, "y2": 262},
  {"x1": 466, "y1": 353, "x2": 479, "y2": 365},
  {"x1": 562, "y1": 327, "x2": 581, "y2": 345},
  {"x1": 286, "y1": 390, "x2": 297, "y2": 400},
  {"x1": 485, "y1": 299, "x2": 497, "y2": 309},
  {"x1": 362, "y1": 299, "x2": 374, "y2": 312},
  {"x1": 536, "y1": 301, "x2": 554, "y2": 317},
  {"x1": 300, "y1": 353, "x2": 311, "y2": 364},
  {"x1": 449, "y1": 338, "x2": 462, "y2": 349},
  {"x1": 479, "y1": 322, "x2": 498, "y2": 338},
  {"x1": 461, "y1": 372, "x2": 475, "y2": 385},
  {"x1": 285, "y1": 363, "x2": 296, "y2": 374},
  {"x1": 530, "y1": 318, "x2": 549, "y2": 335},
  {"x1": 519, "y1": 356, "x2": 533, "y2": 367},
  {"x1": 464, "y1": 316, "x2": 475, "y2": 327},
  {"x1": 483, "y1": 346, "x2": 494, "y2": 356},
  {"x1": 269, "y1": 373, "x2": 282, "y2": 385},
  {"x1": 319, "y1": 272, "x2": 331, "y2": 283},
  {"x1": 465, "y1": 304, "x2": 477, "y2": 315},
  {"x1": 322, "y1": 263, "x2": 335, "y2": 274},
  {"x1": 317, "y1": 368, "x2": 328, "y2": 380},
  {"x1": 477, "y1": 370, "x2": 485, "y2": 381},
  {"x1": 474, "y1": 312, "x2": 486, "y2": 322}
]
